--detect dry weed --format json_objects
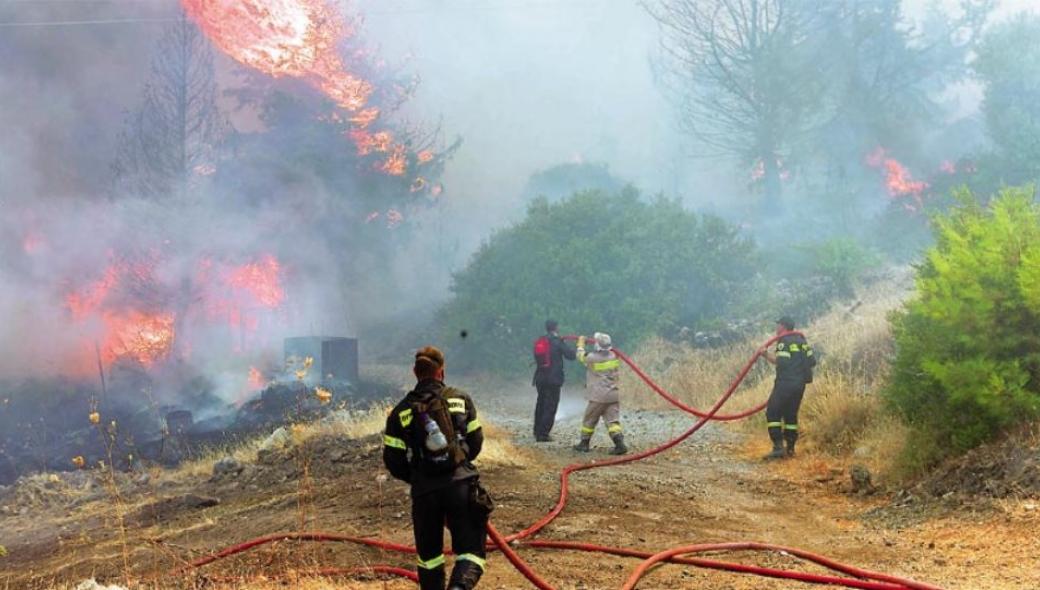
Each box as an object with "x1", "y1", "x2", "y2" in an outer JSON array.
[
  {"x1": 477, "y1": 422, "x2": 535, "y2": 469},
  {"x1": 620, "y1": 272, "x2": 914, "y2": 477}
]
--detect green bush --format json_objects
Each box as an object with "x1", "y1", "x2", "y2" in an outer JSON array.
[
  {"x1": 885, "y1": 186, "x2": 1040, "y2": 466},
  {"x1": 807, "y1": 237, "x2": 881, "y2": 296},
  {"x1": 438, "y1": 188, "x2": 758, "y2": 374}
]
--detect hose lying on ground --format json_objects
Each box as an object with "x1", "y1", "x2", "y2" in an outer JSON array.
[{"x1": 175, "y1": 332, "x2": 945, "y2": 590}]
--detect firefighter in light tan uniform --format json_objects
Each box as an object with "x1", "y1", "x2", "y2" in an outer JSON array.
[{"x1": 572, "y1": 332, "x2": 627, "y2": 455}]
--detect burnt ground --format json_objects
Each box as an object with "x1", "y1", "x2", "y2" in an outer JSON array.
[{"x1": 1, "y1": 383, "x2": 1038, "y2": 590}]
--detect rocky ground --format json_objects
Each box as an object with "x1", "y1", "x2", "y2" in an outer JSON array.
[{"x1": 1, "y1": 381, "x2": 1038, "y2": 589}]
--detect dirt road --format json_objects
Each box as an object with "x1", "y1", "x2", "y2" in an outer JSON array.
[{"x1": 1, "y1": 383, "x2": 1037, "y2": 589}]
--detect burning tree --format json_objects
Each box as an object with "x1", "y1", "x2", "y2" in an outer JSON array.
[
  {"x1": 112, "y1": 15, "x2": 228, "y2": 200},
  {"x1": 810, "y1": 1, "x2": 990, "y2": 217},
  {"x1": 646, "y1": 0, "x2": 826, "y2": 211},
  {"x1": 181, "y1": 0, "x2": 458, "y2": 315}
]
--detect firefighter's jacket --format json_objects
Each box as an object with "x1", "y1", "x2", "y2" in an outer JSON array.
[
  {"x1": 578, "y1": 348, "x2": 621, "y2": 404},
  {"x1": 382, "y1": 379, "x2": 484, "y2": 497},
  {"x1": 774, "y1": 333, "x2": 815, "y2": 384}
]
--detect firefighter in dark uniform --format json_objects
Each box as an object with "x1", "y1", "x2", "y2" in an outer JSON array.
[
  {"x1": 531, "y1": 319, "x2": 576, "y2": 442},
  {"x1": 383, "y1": 346, "x2": 493, "y2": 590},
  {"x1": 759, "y1": 316, "x2": 815, "y2": 460}
]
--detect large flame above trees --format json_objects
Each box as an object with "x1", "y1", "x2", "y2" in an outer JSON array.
[
  {"x1": 180, "y1": 0, "x2": 371, "y2": 109},
  {"x1": 181, "y1": 0, "x2": 410, "y2": 176}
]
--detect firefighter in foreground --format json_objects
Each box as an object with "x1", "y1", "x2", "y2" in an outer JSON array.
[
  {"x1": 531, "y1": 319, "x2": 577, "y2": 442},
  {"x1": 573, "y1": 332, "x2": 628, "y2": 455},
  {"x1": 758, "y1": 316, "x2": 815, "y2": 460},
  {"x1": 383, "y1": 346, "x2": 493, "y2": 590}
]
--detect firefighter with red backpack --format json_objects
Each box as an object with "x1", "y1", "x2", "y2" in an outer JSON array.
[
  {"x1": 383, "y1": 346, "x2": 494, "y2": 590},
  {"x1": 531, "y1": 319, "x2": 577, "y2": 442}
]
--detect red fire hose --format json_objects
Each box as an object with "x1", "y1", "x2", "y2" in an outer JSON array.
[{"x1": 176, "y1": 332, "x2": 946, "y2": 590}]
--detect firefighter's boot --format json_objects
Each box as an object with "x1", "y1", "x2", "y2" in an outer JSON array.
[
  {"x1": 784, "y1": 426, "x2": 798, "y2": 457},
  {"x1": 609, "y1": 433, "x2": 628, "y2": 455},
  {"x1": 448, "y1": 558, "x2": 483, "y2": 590},
  {"x1": 572, "y1": 436, "x2": 591, "y2": 452},
  {"x1": 417, "y1": 564, "x2": 445, "y2": 590},
  {"x1": 764, "y1": 423, "x2": 786, "y2": 460}
]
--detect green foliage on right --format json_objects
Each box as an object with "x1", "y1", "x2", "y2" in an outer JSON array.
[
  {"x1": 886, "y1": 186, "x2": 1040, "y2": 467},
  {"x1": 439, "y1": 188, "x2": 757, "y2": 374}
]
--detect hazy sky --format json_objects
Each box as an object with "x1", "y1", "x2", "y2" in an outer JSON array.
[
  {"x1": 361, "y1": 0, "x2": 1039, "y2": 227},
  {"x1": 361, "y1": 0, "x2": 680, "y2": 224}
]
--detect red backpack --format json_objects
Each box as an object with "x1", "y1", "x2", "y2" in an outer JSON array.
[{"x1": 533, "y1": 336, "x2": 552, "y2": 368}]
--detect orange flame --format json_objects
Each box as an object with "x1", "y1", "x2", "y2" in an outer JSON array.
[
  {"x1": 378, "y1": 145, "x2": 408, "y2": 176},
  {"x1": 65, "y1": 265, "x2": 121, "y2": 320},
  {"x1": 348, "y1": 107, "x2": 380, "y2": 128},
  {"x1": 226, "y1": 255, "x2": 285, "y2": 308},
  {"x1": 182, "y1": 0, "x2": 413, "y2": 173},
  {"x1": 103, "y1": 311, "x2": 176, "y2": 366},
  {"x1": 866, "y1": 147, "x2": 929, "y2": 199},
  {"x1": 181, "y1": 0, "x2": 371, "y2": 111},
  {"x1": 248, "y1": 366, "x2": 265, "y2": 390}
]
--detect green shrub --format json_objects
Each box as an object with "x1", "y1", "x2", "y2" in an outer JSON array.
[
  {"x1": 885, "y1": 186, "x2": 1040, "y2": 466},
  {"x1": 807, "y1": 237, "x2": 881, "y2": 296},
  {"x1": 438, "y1": 188, "x2": 758, "y2": 374}
]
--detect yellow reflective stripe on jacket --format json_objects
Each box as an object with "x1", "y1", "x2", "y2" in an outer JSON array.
[
  {"x1": 466, "y1": 419, "x2": 482, "y2": 433},
  {"x1": 417, "y1": 554, "x2": 446, "y2": 569},
  {"x1": 383, "y1": 435, "x2": 407, "y2": 450},
  {"x1": 591, "y1": 359, "x2": 621, "y2": 372},
  {"x1": 457, "y1": 553, "x2": 486, "y2": 570},
  {"x1": 775, "y1": 351, "x2": 791, "y2": 358},
  {"x1": 788, "y1": 343, "x2": 801, "y2": 352},
  {"x1": 398, "y1": 408, "x2": 413, "y2": 428},
  {"x1": 447, "y1": 398, "x2": 467, "y2": 414}
]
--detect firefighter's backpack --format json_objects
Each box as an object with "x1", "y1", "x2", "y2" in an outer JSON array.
[
  {"x1": 412, "y1": 388, "x2": 467, "y2": 474},
  {"x1": 533, "y1": 336, "x2": 552, "y2": 369}
]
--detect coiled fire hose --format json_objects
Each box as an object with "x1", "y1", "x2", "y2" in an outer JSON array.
[{"x1": 175, "y1": 332, "x2": 945, "y2": 590}]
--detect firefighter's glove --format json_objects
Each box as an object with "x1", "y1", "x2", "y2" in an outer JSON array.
[{"x1": 577, "y1": 335, "x2": 586, "y2": 350}]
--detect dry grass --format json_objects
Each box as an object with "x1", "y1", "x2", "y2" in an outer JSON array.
[
  {"x1": 620, "y1": 270, "x2": 915, "y2": 478},
  {"x1": 619, "y1": 336, "x2": 771, "y2": 415},
  {"x1": 476, "y1": 422, "x2": 535, "y2": 469}
]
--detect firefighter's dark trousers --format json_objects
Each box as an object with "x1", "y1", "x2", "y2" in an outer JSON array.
[
  {"x1": 533, "y1": 383, "x2": 562, "y2": 440},
  {"x1": 412, "y1": 478, "x2": 490, "y2": 590},
  {"x1": 766, "y1": 379, "x2": 806, "y2": 451}
]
